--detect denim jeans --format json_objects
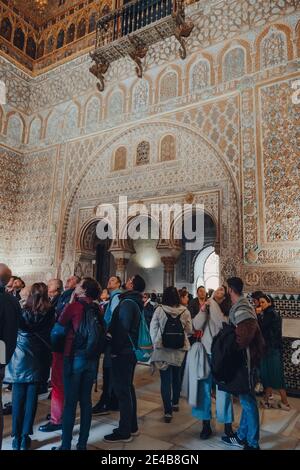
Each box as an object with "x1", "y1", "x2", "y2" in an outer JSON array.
[
  {"x1": 12, "y1": 382, "x2": 39, "y2": 437},
  {"x1": 192, "y1": 371, "x2": 234, "y2": 423},
  {"x1": 160, "y1": 365, "x2": 181, "y2": 415},
  {"x1": 111, "y1": 353, "x2": 137, "y2": 438},
  {"x1": 237, "y1": 393, "x2": 260, "y2": 448},
  {"x1": 62, "y1": 356, "x2": 97, "y2": 450}
]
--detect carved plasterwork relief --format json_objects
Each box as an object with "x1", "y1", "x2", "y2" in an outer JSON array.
[
  {"x1": 59, "y1": 122, "x2": 241, "y2": 278},
  {"x1": 257, "y1": 78, "x2": 300, "y2": 245}
]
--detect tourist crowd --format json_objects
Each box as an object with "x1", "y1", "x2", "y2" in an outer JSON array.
[{"x1": 0, "y1": 262, "x2": 290, "y2": 451}]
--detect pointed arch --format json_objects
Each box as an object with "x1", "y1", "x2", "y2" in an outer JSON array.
[
  {"x1": 218, "y1": 39, "x2": 252, "y2": 82},
  {"x1": 66, "y1": 23, "x2": 75, "y2": 44},
  {"x1": 64, "y1": 101, "x2": 81, "y2": 133},
  {"x1": 186, "y1": 52, "x2": 215, "y2": 94},
  {"x1": 131, "y1": 77, "x2": 151, "y2": 113},
  {"x1": 84, "y1": 95, "x2": 102, "y2": 128},
  {"x1": 45, "y1": 109, "x2": 64, "y2": 140},
  {"x1": 13, "y1": 27, "x2": 25, "y2": 51},
  {"x1": 105, "y1": 87, "x2": 126, "y2": 119},
  {"x1": 136, "y1": 140, "x2": 150, "y2": 165},
  {"x1": 159, "y1": 134, "x2": 176, "y2": 162},
  {"x1": 26, "y1": 37, "x2": 37, "y2": 59},
  {"x1": 113, "y1": 146, "x2": 127, "y2": 171},
  {"x1": 28, "y1": 115, "x2": 43, "y2": 144},
  {"x1": 255, "y1": 24, "x2": 293, "y2": 71},
  {"x1": 88, "y1": 11, "x2": 97, "y2": 33},
  {"x1": 155, "y1": 64, "x2": 183, "y2": 103},
  {"x1": 0, "y1": 17, "x2": 12, "y2": 42},
  {"x1": 57, "y1": 29, "x2": 65, "y2": 49},
  {"x1": 77, "y1": 17, "x2": 86, "y2": 39},
  {"x1": 5, "y1": 111, "x2": 25, "y2": 144}
]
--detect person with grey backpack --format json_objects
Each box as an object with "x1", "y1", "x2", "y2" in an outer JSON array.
[{"x1": 150, "y1": 287, "x2": 192, "y2": 423}]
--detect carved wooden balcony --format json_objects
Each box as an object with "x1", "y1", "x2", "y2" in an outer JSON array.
[{"x1": 90, "y1": 0, "x2": 194, "y2": 91}]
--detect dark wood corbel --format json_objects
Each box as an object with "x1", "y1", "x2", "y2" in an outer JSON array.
[
  {"x1": 89, "y1": 53, "x2": 109, "y2": 92},
  {"x1": 172, "y1": 0, "x2": 194, "y2": 60},
  {"x1": 128, "y1": 36, "x2": 148, "y2": 78}
]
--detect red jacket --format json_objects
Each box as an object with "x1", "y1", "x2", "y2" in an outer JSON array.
[{"x1": 59, "y1": 296, "x2": 93, "y2": 356}]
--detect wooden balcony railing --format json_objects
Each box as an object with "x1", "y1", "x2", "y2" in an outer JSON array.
[{"x1": 90, "y1": 0, "x2": 194, "y2": 91}]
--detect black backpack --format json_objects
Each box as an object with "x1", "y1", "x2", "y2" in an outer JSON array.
[
  {"x1": 73, "y1": 302, "x2": 105, "y2": 359},
  {"x1": 211, "y1": 323, "x2": 245, "y2": 384},
  {"x1": 162, "y1": 310, "x2": 185, "y2": 349}
]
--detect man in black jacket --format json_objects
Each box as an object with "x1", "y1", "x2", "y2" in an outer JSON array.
[
  {"x1": 0, "y1": 263, "x2": 20, "y2": 450},
  {"x1": 104, "y1": 274, "x2": 145, "y2": 443}
]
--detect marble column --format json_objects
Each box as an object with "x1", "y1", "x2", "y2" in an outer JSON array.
[
  {"x1": 161, "y1": 256, "x2": 177, "y2": 289},
  {"x1": 114, "y1": 256, "x2": 129, "y2": 284},
  {"x1": 109, "y1": 249, "x2": 132, "y2": 284}
]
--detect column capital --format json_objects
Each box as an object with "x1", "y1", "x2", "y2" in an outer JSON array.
[
  {"x1": 161, "y1": 256, "x2": 176, "y2": 272},
  {"x1": 115, "y1": 257, "x2": 129, "y2": 271}
]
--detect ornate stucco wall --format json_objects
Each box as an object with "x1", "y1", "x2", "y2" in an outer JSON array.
[{"x1": 0, "y1": 0, "x2": 299, "y2": 293}]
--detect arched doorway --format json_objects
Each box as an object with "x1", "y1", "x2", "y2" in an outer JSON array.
[
  {"x1": 60, "y1": 122, "x2": 241, "y2": 285},
  {"x1": 194, "y1": 246, "x2": 220, "y2": 295},
  {"x1": 126, "y1": 215, "x2": 163, "y2": 291},
  {"x1": 76, "y1": 219, "x2": 115, "y2": 289},
  {"x1": 175, "y1": 211, "x2": 218, "y2": 295}
]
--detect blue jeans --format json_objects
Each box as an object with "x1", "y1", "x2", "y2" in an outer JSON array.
[
  {"x1": 12, "y1": 383, "x2": 39, "y2": 437},
  {"x1": 62, "y1": 356, "x2": 97, "y2": 450},
  {"x1": 192, "y1": 371, "x2": 234, "y2": 423},
  {"x1": 160, "y1": 365, "x2": 181, "y2": 415},
  {"x1": 237, "y1": 393, "x2": 260, "y2": 448}
]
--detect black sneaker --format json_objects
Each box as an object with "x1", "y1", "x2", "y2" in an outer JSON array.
[
  {"x1": 39, "y1": 422, "x2": 62, "y2": 432},
  {"x1": 244, "y1": 443, "x2": 260, "y2": 450},
  {"x1": 221, "y1": 433, "x2": 246, "y2": 448},
  {"x1": 200, "y1": 425, "x2": 212, "y2": 440},
  {"x1": 92, "y1": 403, "x2": 110, "y2": 416},
  {"x1": 76, "y1": 444, "x2": 87, "y2": 450},
  {"x1": 103, "y1": 432, "x2": 133, "y2": 443},
  {"x1": 3, "y1": 403, "x2": 12, "y2": 415},
  {"x1": 172, "y1": 405, "x2": 179, "y2": 412},
  {"x1": 20, "y1": 436, "x2": 31, "y2": 451}
]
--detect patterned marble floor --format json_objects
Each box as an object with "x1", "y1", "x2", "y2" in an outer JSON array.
[{"x1": 2, "y1": 364, "x2": 300, "y2": 451}]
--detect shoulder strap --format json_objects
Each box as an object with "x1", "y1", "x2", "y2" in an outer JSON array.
[{"x1": 121, "y1": 298, "x2": 142, "y2": 315}]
